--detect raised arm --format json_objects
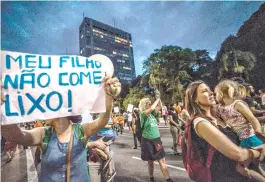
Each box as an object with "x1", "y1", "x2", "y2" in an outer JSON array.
[
  {"x1": 235, "y1": 101, "x2": 262, "y2": 133},
  {"x1": 144, "y1": 99, "x2": 160, "y2": 117},
  {"x1": 196, "y1": 120, "x2": 260, "y2": 162},
  {"x1": 82, "y1": 77, "x2": 121, "y2": 139}
]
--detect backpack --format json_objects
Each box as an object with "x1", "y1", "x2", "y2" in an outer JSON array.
[
  {"x1": 181, "y1": 117, "x2": 215, "y2": 182},
  {"x1": 136, "y1": 112, "x2": 152, "y2": 140},
  {"x1": 42, "y1": 124, "x2": 87, "y2": 154}
]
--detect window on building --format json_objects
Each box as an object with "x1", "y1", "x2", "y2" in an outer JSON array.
[
  {"x1": 81, "y1": 34, "x2": 84, "y2": 39},
  {"x1": 123, "y1": 66, "x2": 131, "y2": 70}
]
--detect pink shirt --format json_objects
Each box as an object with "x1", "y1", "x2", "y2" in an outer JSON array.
[{"x1": 216, "y1": 100, "x2": 255, "y2": 140}]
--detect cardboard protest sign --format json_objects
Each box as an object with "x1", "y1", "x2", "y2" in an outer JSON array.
[
  {"x1": 114, "y1": 107, "x2": 119, "y2": 113},
  {"x1": 127, "y1": 104, "x2": 134, "y2": 112},
  {"x1": 0, "y1": 51, "x2": 114, "y2": 125}
]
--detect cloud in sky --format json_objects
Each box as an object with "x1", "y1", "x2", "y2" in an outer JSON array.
[{"x1": 1, "y1": 1, "x2": 263, "y2": 75}]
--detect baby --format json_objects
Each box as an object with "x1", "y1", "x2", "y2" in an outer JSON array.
[{"x1": 215, "y1": 80, "x2": 265, "y2": 181}]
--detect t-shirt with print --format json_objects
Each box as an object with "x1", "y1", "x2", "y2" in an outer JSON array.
[{"x1": 140, "y1": 111, "x2": 160, "y2": 139}]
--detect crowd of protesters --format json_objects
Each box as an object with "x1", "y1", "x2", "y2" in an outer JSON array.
[{"x1": 2, "y1": 74, "x2": 265, "y2": 182}]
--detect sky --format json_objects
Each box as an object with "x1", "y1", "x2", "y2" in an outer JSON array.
[{"x1": 1, "y1": 1, "x2": 264, "y2": 76}]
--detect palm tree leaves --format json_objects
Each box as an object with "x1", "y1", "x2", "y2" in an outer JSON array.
[{"x1": 218, "y1": 50, "x2": 256, "y2": 80}]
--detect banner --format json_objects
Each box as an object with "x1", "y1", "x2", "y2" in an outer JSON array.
[
  {"x1": 114, "y1": 107, "x2": 119, "y2": 113},
  {"x1": 0, "y1": 51, "x2": 114, "y2": 125},
  {"x1": 127, "y1": 104, "x2": 134, "y2": 112}
]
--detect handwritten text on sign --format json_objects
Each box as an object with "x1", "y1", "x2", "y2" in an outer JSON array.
[{"x1": 1, "y1": 51, "x2": 114, "y2": 125}]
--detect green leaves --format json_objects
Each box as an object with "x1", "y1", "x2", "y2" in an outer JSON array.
[{"x1": 218, "y1": 50, "x2": 257, "y2": 81}]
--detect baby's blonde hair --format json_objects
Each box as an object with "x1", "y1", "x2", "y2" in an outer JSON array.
[
  {"x1": 139, "y1": 98, "x2": 150, "y2": 112},
  {"x1": 215, "y1": 80, "x2": 239, "y2": 101}
]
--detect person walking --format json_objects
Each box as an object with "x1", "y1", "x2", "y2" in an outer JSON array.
[
  {"x1": 168, "y1": 104, "x2": 181, "y2": 155},
  {"x1": 162, "y1": 105, "x2": 168, "y2": 126},
  {"x1": 127, "y1": 112, "x2": 133, "y2": 132},
  {"x1": 132, "y1": 108, "x2": 141, "y2": 149},
  {"x1": 117, "y1": 114, "x2": 124, "y2": 134},
  {"x1": 139, "y1": 91, "x2": 174, "y2": 182}
]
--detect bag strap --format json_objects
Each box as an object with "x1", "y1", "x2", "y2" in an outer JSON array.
[
  {"x1": 187, "y1": 117, "x2": 217, "y2": 166},
  {"x1": 66, "y1": 125, "x2": 74, "y2": 182}
]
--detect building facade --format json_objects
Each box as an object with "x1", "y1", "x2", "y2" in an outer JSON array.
[{"x1": 79, "y1": 17, "x2": 136, "y2": 83}]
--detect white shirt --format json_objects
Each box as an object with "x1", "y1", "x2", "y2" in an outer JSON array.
[
  {"x1": 128, "y1": 113, "x2": 133, "y2": 122},
  {"x1": 162, "y1": 106, "x2": 167, "y2": 115}
]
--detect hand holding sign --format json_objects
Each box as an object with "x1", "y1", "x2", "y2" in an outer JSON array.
[
  {"x1": 1, "y1": 51, "x2": 119, "y2": 125},
  {"x1": 103, "y1": 76, "x2": 121, "y2": 98}
]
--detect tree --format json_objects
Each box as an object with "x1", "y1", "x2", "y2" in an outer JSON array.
[
  {"x1": 122, "y1": 85, "x2": 148, "y2": 110},
  {"x1": 218, "y1": 50, "x2": 256, "y2": 81},
  {"x1": 189, "y1": 49, "x2": 216, "y2": 87},
  {"x1": 143, "y1": 45, "x2": 196, "y2": 103}
]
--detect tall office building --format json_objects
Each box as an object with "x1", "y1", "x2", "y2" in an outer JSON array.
[{"x1": 79, "y1": 17, "x2": 136, "y2": 83}]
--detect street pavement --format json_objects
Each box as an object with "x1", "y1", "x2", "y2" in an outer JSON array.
[{"x1": 1, "y1": 123, "x2": 191, "y2": 182}]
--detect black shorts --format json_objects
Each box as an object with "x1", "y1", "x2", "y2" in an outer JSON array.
[{"x1": 141, "y1": 137, "x2": 165, "y2": 161}]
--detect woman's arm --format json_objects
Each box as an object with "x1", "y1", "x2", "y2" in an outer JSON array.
[
  {"x1": 144, "y1": 99, "x2": 160, "y2": 116},
  {"x1": 82, "y1": 77, "x2": 120, "y2": 139},
  {"x1": 82, "y1": 94, "x2": 114, "y2": 139},
  {"x1": 1, "y1": 79, "x2": 44, "y2": 147},
  {"x1": 196, "y1": 120, "x2": 260, "y2": 162},
  {"x1": 235, "y1": 101, "x2": 262, "y2": 133},
  {"x1": 183, "y1": 109, "x2": 190, "y2": 119},
  {"x1": 178, "y1": 118, "x2": 186, "y2": 126},
  {"x1": 1, "y1": 124, "x2": 44, "y2": 146}
]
